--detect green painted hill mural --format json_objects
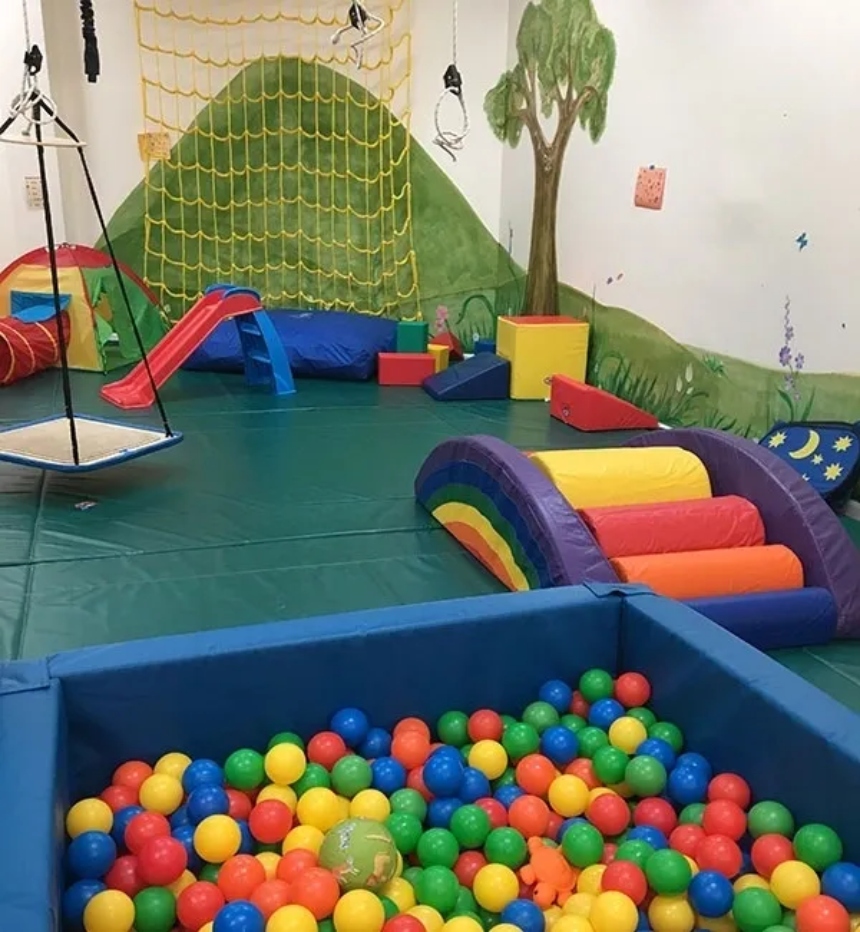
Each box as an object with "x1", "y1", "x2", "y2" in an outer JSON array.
[{"x1": 104, "y1": 56, "x2": 860, "y2": 444}]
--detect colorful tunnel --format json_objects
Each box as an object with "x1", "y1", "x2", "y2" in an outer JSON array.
[{"x1": 414, "y1": 428, "x2": 860, "y2": 650}]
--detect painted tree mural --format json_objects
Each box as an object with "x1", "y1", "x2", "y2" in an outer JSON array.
[{"x1": 485, "y1": 0, "x2": 616, "y2": 316}]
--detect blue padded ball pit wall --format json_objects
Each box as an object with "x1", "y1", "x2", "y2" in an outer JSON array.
[{"x1": 3, "y1": 584, "x2": 860, "y2": 931}]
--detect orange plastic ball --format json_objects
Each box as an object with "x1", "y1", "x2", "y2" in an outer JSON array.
[
  {"x1": 392, "y1": 731, "x2": 432, "y2": 770},
  {"x1": 508, "y1": 795, "x2": 550, "y2": 838},
  {"x1": 394, "y1": 718, "x2": 432, "y2": 739},
  {"x1": 565, "y1": 759, "x2": 601, "y2": 790},
  {"x1": 291, "y1": 867, "x2": 342, "y2": 919},
  {"x1": 113, "y1": 761, "x2": 153, "y2": 792},
  {"x1": 250, "y1": 879, "x2": 293, "y2": 921},
  {"x1": 277, "y1": 849, "x2": 319, "y2": 884},
  {"x1": 515, "y1": 755, "x2": 557, "y2": 797},
  {"x1": 217, "y1": 854, "x2": 267, "y2": 902},
  {"x1": 796, "y1": 895, "x2": 850, "y2": 932}
]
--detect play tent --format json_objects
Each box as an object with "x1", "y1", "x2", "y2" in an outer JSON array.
[{"x1": 0, "y1": 244, "x2": 166, "y2": 383}]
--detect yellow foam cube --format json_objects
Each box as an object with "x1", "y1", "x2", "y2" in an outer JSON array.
[
  {"x1": 496, "y1": 316, "x2": 590, "y2": 400},
  {"x1": 427, "y1": 344, "x2": 450, "y2": 373}
]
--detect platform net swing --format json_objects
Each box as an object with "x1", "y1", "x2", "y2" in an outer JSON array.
[
  {"x1": 433, "y1": 0, "x2": 469, "y2": 162},
  {"x1": 135, "y1": 0, "x2": 421, "y2": 319},
  {"x1": 0, "y1": 0, "x2": 182, "y2": 473}
]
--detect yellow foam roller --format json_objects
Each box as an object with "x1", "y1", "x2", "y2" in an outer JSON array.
[{"x1": 529, "y1": 447, "x2": 712, "y2": 509}]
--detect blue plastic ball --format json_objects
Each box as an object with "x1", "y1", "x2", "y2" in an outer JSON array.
[
  {"x1": 501, "y1": 898, "x2": 545, "y2": 932},
  {"x1": 588, "y1": 697, "x2": 625, "y2": 730},
  {"x1": 558, "y1": 817, "x2": 588, "y2": 840},
  {"x1": 67, "y1": 831, "x2": 117, "y2": 880},
  {"x1": 688, "y1": 870, "x2": 734, "y2": 918},
  {"x1": 460, "y1": 767, "x2": 491, "y2": 803},
  {"x1": 540, "y1": 725, "x2": 579, "y2": 766},
  {"x1": 360, "y1": 727, "x2": 392, "y2": 759},
  {"x1": 62, "y1": 879, "x2": 106, "y2": 930},
  {"x1": 213, "y1": 900, "x2": 265, "y2": 932},
  {"x1": 495, "y1": 785, "x2": 525, "y2": 809},
  {"x1": 182, "y1": 758, "x2": 224, "y2": 794},
  {"x1": 539, "y1": 679, "x2": 573, "y2": 714},
  {"x1": 187, "y1": 784, "x2": 231, "y2": 824},
  {"x1": 637, "y1": 908, "x2": 652, "y2": 931},
  {"x1": 172, "y1": 824, "x2": 204, "y2": 872},
  {"x1": 237, "y1": 820, "x2": 255, "y2": 855},
  {"x1": 627, "y1": 825, "x2": 668, "y2": 850},
  {"x1": 371, "y1": 756, "x2": 407, "y2": 794},
  {"x1": 675, "y1": 752, "x2": 712, "y2": 779},
  {"x1": 822, "y1": 862, "x2": 860, "y2": 911},
  {"x1": 423, "y1": 747, "x2": 465, "y2": 798},
  {"x1": 427, "y1": 797, "x2": 463, "y2": 829},
  {"x1": 667, "y1": 766, "x2": 708, "y2": 806},
  {"x1": 636, "y1": 738, "x2": 676, "y2": 770},
  {"x1": 112, "y1": 806, "x2": 144, "y2": 847},
  {"x1": 330, "y1": 707, "x2": 370, "y2": 748},
  {"x1": 169, "y1": 805, "x2": 191, "y2": 830}
]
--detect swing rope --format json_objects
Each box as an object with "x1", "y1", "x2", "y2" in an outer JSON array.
[
  {"x1": 433, "y1": 0, "x2": 469, "y2": 162},
  {"x1": 331, "y1": 2, "x2": 386, "y2": 70}
]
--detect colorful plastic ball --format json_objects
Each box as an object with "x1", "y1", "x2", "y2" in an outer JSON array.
[
  {"x1": 333, "y1": 890, "x2": 386, "y2": 932},
  {"x1": 677, "y1": 803, "x2": 705, "y2": 826},
  {"x1": 372, "y1": 757, "x2": 408, "y2": 795},
  {"x1": 182, "y1": 759, "x2": 224, "y2": 795},
  {"x1": 645, "y1": 850, "x2": 692, "y2": 897},
  {"x1": 64, "y1": 879, "x2": 106, "y2": 929},
  {"x1": 647, "y1": 895, "x2": 695, "y2": 932},
  {"x1": 822, "y1": 863, "x2": 860, "y2": 912},
  {"x1": 577, "y1": 864, "x2": 607, "y2": 896},
  {"x1": 308, "y1": 732, "x2": 350, "y2": 769},
  {"x1": 635, "y1": 738, "x2": 676, "y2": 771},
  {"x1": 514, "y1": 754, "x2": 555, "y2": 796},
  {"x1": 415, "y1": 865, "x2": 461, "y2": 914},
  {"x1": 468, "y1": 710, "x2": 505, "y2": 743},
  {"x1": 633, "y1": 798, "x2": 676, "y2": 837},
  {"x1": 348, "y1": 789, "x2": 390, "y2": 823},
  {"x1": 608, "y1": 718, "x2": 648, "y2": 755},
  {"x1": 508, "y1": 795, "x2": 550, "y2": 839},
  {"x1": 212, "y1": 900, "x2": 265, "y2": 932},
  {"x1": 522, "y1": 701, "x2": 561, "y2": 734},
  {"x1": 602, "y1": 860, "x2": 648, "y2": 905},
  {"x1": 702, "y1": 800, "x2": 746, "y2": 842},
  {"x1": 549, "y1": 775, "x2": 590, "y2": 818},
  {"x1": 587, "y1": 793, "x2": 631, "y2": 837},
  {"x1": 577, "y1": 728, "x2": 611, "y2": 760},
  {"x1": 436, "y1": 711, "x2": 469, "y2": 748},
  {"x1": 541, "y1": 725, "x2": 580, "y2": 766},
  {"x1": 494, "y1": 785, "x2": 524, "y2": 809},
  {"x1": 449, "y1": 804, "x2": 492, "y2": 849},
  {"x1": 101, "y1": 786, "x2": 138, "y2": 813},
  {"x1": 695, "y1": 834, "x2": 742, "y2": 878},
  {"x1": 386, "y1": 812, "x2": 424, "y2": 855},
  {"x1": 132, "y1": 886, "x2": 176, "y2": 932},
  {"x1": 426, "y1": 798, "x2": 460, "y2": 829},
  {"x1": 332, "y1": 756, "x2": 374, "y2": 798},
  {"x1": 747, "y1": 801, "x2": 795, "y2": 839},
  {"x1": 484, "y1": 826, "x2": 528, "y2": 868},
  {"x1": 707, "y1": 773, "x2": 751, "y2": 809},
  {"x1": 110, "y1": 806, "x2": 142, "y2": 848},
  {"x1": 666, "y1": 768, "x2": 707, "y2": 807},
  {"x1": 407, "y1": 904, "x2": 445, "y2": 932},
  {"x1": 393, "y1": 732, "x2": 433, "y2": 771},
  {"x1": 68, "y1": 798, "x2": 115, "y2": 839},
  {"x1": 501, "y1": 898, "x2": 546, "y2": 932},
  {"x1": 732, "y1": 888, "x2": 783, "y2": 932},
  {"x1": 796, "y1": 894, "x2": 851, "y2": 932},
  {"x1": 68, "y1": 830, "x2": 118, "y2": 880},
  {"x1": 593, "y1": 747, "x2": 630, "y2": 786},
  {"x1": 473, "y1": 864, "x2": 520, "y2": 913},
  {"x1": 291, "y1": 867, "x2": 341, "y2": 919},
  {"x1": 223, "y1": 750, "x2": 265, "y2": 793},
  {"x1": 441, "y1": 918, "x2": 482, "y2": 932},
  {"x1": 319, "y1": 818, "x2": 398, "y2": 890},
  {"x1": 770, "y1": 859, "x2": 821, "y2": 908},
  {"x1": 588, "y1": 699, "x2": 625, "y2": 731},
  {"x1": 137, "y1": 835, "x2": 187, "y2": 886},
  {"x1": 104, "y1": 855, "x2": 144, "y2": 898},
  {"x1": 687, "y1": 870, "x2": 733, "y2": 918},
  {"x1": 614, "y1": 673, "x2": 652, "y2": 708},
  {"x1": 407, "y1": 768, "x2": 433, "y2": 802},
  {"x1": 331, "y1": 708, "x2": 371, "y2": 748},
  {"x1": 216, "y1": 854, "x2": 267, "y2": 902},
  {"x1": 454, "y1": 850, "x2": 488, "y2": 889},
  {"x1": 284, "y1": 825, "x2": 326, "y2": 855},
  {"x1": 268, "y1": 730, "x2": 305, "y2": 750},
  {"x1": 627, "y1": 826, "x2": 667, "y2": 850},
  {"x1": 469, "y1": 741, "x2": 509, "y2": 781},
  {"x1": 83, "y1": 889, "x2": 135, "y2": 932},
  {"x1": 562, "y1": 822, "x2": 605, "y2": 868},
  {"x1": 668, "y1": 824, "x2": 704, "y2": 859},
  {"x1": 424, "y1": 748, "x2": 466, "y2": 798},
  {"x1": 460, "y1": 767, "x2": 492, "y2": 803},
  {"x1": 358, "y1": 727, "x2": 391, "y2": 759},
  {"x1": 139, "y1": 774, "x2": 184, "y2": 816},
  {"x1": 384, "y1": 918, "x2": 425, "y2": 932},
  {"x1": 750, "y1": 834, "x2": 794, "y2": 879},
  {"x1": 263, "y1": 742, "x2": 306, "y2": 787},
  {"x1": 185, "y1": 785, "x2": 230, "y2": 825},
  {"x1": 249, "y1": 879, "x2": 292, "y2": 920},
  {"x1": 648, "y1": 723, "x2": 684, "y2": 754},
  {"x1": 177, "y1": 881, "x2": 225, "y2": 931},
  {"x1": 794, "y1": 824, "x2": 845, "y2": 872},
  {"x1": 589, "y1": 891, "x2": 638, "y2": 932},
  {"x1": 297, "y1": 788, "x2": 344, "y2": 833},
  {"x1": 540, "y1": 680, "x2": 575, "y2": 714},
  {"x1": 154, "y1": 752, "x2": 192, "y2": 781},
  {"x1": 503, "y1": 723, "x2": 541, "y2": 762},
  {"x1": 194, "y1": 815, "x2": 242, "y2": 864},
  {"x1": 114, "y1": 761, "x2": 154, "y2": 792},
  {"x1": 247, "y1": 800, "x2": 293, "y2": 845},
  {"x1": 580, "y1": 669, "x2": 615, "y2": 703}
]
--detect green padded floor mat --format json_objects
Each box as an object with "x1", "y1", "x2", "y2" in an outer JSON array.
[{"x1": 2, "y1": 368, "x2": 860, "y2": 714}]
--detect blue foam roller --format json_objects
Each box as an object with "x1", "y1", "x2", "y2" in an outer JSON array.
[
  {"x1": 686, "y1": 587, "x2": 837, "y2": 651},
  {"x1": 422, "y1": 353, "x2": 510, "y2": 401}
]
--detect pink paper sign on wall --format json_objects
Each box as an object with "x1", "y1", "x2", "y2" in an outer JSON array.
[{"x1": 635, "y1": 165, "x2": 667, "y2": 210}]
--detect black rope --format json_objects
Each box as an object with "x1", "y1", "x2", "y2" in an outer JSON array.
[{"x1": 80, "y1": 0, "x2": 100, "y2": 84}]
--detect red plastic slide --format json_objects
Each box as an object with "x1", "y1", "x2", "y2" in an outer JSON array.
[{"x1": 100, "y1": 287, "x2": 262, "y2": 410}]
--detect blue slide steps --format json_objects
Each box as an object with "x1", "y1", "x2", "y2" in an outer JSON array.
[
  {"x1": 235, "y1": 311, "x2": 296, "y2": 396},
  {"x1": 423, "y1": 353, "x2": 511, "y2": 401}
]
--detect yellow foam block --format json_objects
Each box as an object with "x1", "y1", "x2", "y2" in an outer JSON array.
[
  {"x1": 529, "y1": 446, "x2": 712, "y2": 509},
  {"x1": 496, "y1": 316, "x2": 590, "y2": 400},
  {"x1": 427, "y1": 344, "x2": 450, "y2": 372}
]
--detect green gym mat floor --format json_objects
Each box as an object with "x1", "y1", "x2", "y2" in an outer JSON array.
[{"x1": 2, "y1": 370, "x2": 860, "y2": 711}]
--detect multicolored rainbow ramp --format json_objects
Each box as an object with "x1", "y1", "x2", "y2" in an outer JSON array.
[{"x1": 415, "y1": 429, "x2": 860, "y2": 650}]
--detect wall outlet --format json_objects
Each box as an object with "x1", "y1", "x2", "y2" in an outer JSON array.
[{"x1": 24, "y1": 177, "x2": 43, "y2": 210}]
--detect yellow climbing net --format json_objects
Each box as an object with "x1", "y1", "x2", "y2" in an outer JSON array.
[{"x1": 134, "y1": 0, "x2": 420, "y2": 318}]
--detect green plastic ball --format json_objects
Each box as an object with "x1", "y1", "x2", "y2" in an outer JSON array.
[
  {"x1": 648, "y1": 721, "x2": 684, "y2": 753},
  {"x1": 386, "y1": 812, "x2": 424, "y2": 854},
  {"x1": 331, "y1": 755, "x2": 373, "y2": 798},
  {"x1": 625, "y1": 756, "x2": 667, "y2": 797},
  {"x1": 379, "y1": 897, "x2": 399, "y2": 921},
  {"x1": 560, "y1": 714, "x2": 587, "y2": 733},
  {"x1": 579, "y1": 669, "x2": 615, "y2": 703},
  {"x1": 781, "y1": 912, "x2": 797, "y2": 930},
  {"x1": 415, "y1": 865, "x2": 460, "y2": 914},
  {"x1": 793, "y1": 823, "x2": 843, "y2": 871},
  {"x1": 199, "y1": 863, "x2": 220, "y2": 884},
  {"x1": 319, "y1": 818, "x2": 399, "y2": 891},
  {"x1": 493, "y1": 768, "x2": 518, "y2": 790},
  {"x1": 257, "y1": 842, "x2": 281, "y2": 854},
  {"x1": 417, "y1": 828, "x2": 460, "y2": 869},
  {"x1": 293, "y1": 762, "x2": 332, "y2": 795},
  {"x1": 678, "y1": 803, "x2": 705, "y2": 826},
  {"x1": 484, "y1": 827, "x2": 527, "y2": 868},
  {"x1": 477, "y1": 907, "x2": 501, "y2": 930},
  {"x1": 450, "y1": 804, "x2": 492, "y2": 849},
  {"x1": 502, "y1": 722, "x2": 540, "y2": 760},
  {"x1": 133, "y1": 887, "x2": 176, "y2": 932},
  {"x1": 592, "y1": 746, "x2": 629, "y2": 785},
  {"x1": 461, "y1": 744, "x2": 474, "y2": 762},
  {"x1": 577, "y1": 726, "x2": 610, "y2": 759},
  {"x1": 614, "y1": 839, "x2": 655, "y2": 868},
  {"x1": 500, "y1": 715, "x2": 518, "y2": 731},
  {"x1": 267, "y1": 731, "x2": 305, "y2": 751},
  {"x1": 645, "y1": 849, "x2": 692, "y2": 896},
  {"x1": 438, "y1": 711, "x2": 470, "y2": 747},
  {"x1": 224, "y1": 748, "x2": 265, "y2": 790},
  {"x1": 522, "y1": 701, "x2": 560, "y2": 734},
  {"x1": 747, "y1": 801, "x2": 795, "y2": 839},
  {"x1": 454, "y1": 886, "x2": 478, "y2": 915},
  {"x1": 403, "y1": 866, "x2": 424, "y2": 887},
  {"x1": 390, "y1": 788, "x2": 428, "y2": 821},
  {"x1": 627, "y1": 707, "x2": 657, "y2": 729},
  {"x1": 732, "y1": 888, "x2": 783, "y2": 932},
  {"x1": 561, "y1": 822, "x2": 604, "y2": 868},
  {"x1": 762, "y1": 927, "x2": 794, "y2": 932},
  {"x1": 319, "y1": 920, "x2": 335, "y2": 932}
]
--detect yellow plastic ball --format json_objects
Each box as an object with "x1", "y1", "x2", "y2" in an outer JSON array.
[
  {"x1": 588, "y1": 788, "x2": 615, "y2": 804},
  {"x1": 257, "y1": 784, "x2": 298, "y2": 808},
  {"x1": 268, "y1": 904, "x2": 319, "y2": 932},
  {"x1": 544, "y1": 906, "x2": 564, "y2": 929},
  {"x1": 552, "y1": 918, "x2": 595, "y2": 932},
  {"x1": 257, "y1": 851, "x2": 282, "y2": 880},
  {"x1": 548, "y1": 775, "x2": 590, "y2": 818},
  {"x1": 350, "y1": 789, "x2": 391, "y2": 821},
  {"x1": 337, "y1": 795, "x2": 351, "y2": 822},
  {"x1": 488, "y1": 926, "x2": 524, "y2": 932},
  {"x1": 265, "y1": 743, "x2": 307, "y2": 786},
  {"x1": 607, "y1": 717, "x2": 648, "y2": 755},
  {"x1": 334, "y1": 890, "x2": 386, "y2": 932},
  {"x1": 200, "y1": 925, "x2": 214, "y2": 932},
  {"x1": 381, "y1": 876, "x2": 416, "y2": 913},
  {"x1": 443, "y1": 917, "x2": 483, "y2": 932},
  {"x1": 770, "y1": 859, "x2": 821, "y2": 908},
  {"x1": 193, "y1": 814, "x2": 242, "y2": 863},
  {"x1": 473, "y1": 864, "x2": 520, "y2": 912},
  {"x1": 83, "y1": 890, "x2": 135, "y2": 932},
  {"x1": 563, "y1": 893, "x2": 596, "y2": 918},
  {"x1": 154, "y1": 751, "x2": 191, "y2": 780},
  {"x1": 577, "y1": 865, "x2": 606, "y2": 896},
  {"x1": 851, "y1": 914, "x2": 860, "y2": 932},
  {"x1": 66, "y1": 798, "x2": 114, "y2": 838},
  {"x1": 138, "y1": 773, "x2": 184, "y2": 815},
  {"x1": 468, "y1": 740, "x2": 509, "y2": 780},
  {"x1": 733, "y1": 874, "x2": 769, "y2": 893},
  {"x1": 683, "y1": 856, "x2": 699, "y2": 877},
  {"x1": 589, "y1": 891, "x2": 638, "y2": 932},
  {"x1": 408, "y1": 906, "x2": 445, "y2": 932},
  {"x1": 297, "y1": 787, "x2": 344, "y2": 832},
  {"x1": 283, "y1": 824, "x2": 326, "y2": 855},
  {"x1": 696, "y1": 916, "x2": 736, "y2": 932},
  {"x1": 168, "y1": 870, "x2": 196, "y2": 896},
  {"x1": 648, "y1": 896, "x2": 696, "y2": 932}
]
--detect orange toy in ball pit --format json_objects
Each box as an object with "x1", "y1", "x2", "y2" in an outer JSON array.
[{"x1": 519, "y1": 836, "x2": 577, "y2": 908}]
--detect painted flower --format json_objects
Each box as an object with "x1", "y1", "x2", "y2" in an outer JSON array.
[
  {"x1": 778, "y1": 345, "x2": 792, "y2": 367},
  {"x1": 784, "y1": 325, "x2": 795, "y2": 342},
  {"x1": 794, "y1": 353, "x2": 805, "y2": 371},
  {"x1": 685, "y1": 363, "x2": 693, "y2": 383}
]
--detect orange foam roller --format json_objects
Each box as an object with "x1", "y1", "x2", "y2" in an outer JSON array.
[
  {"x1": 580, "y1": 495, "x2": 765, "y2": 559},
  {"x1": 611, "y1": 545, "x2": 804, "y2": 601}
]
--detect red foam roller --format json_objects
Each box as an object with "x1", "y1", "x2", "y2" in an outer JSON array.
[{"x1": 580, "y1": 495, "x2": 765, "y2": 559}]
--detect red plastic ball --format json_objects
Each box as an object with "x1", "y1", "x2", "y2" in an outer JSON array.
[
  {"x1": 707, "y1": 773, "x2": 751, "y2": 810},
  {"x1": 519, "y1": 876, "x2": 534, "y2": 899},
  {"x1": 634, "y1": 798, "x2": 678, "y2": 836},
  {"x1": 384, "y1": 917, "x2": 426, "y2": 932},
  {"x1": 124, "y1": 811, "x2": 170, "y2": 855},
  {"x1": 601, "y1": 843, "x2": 618, "y2": 865},
  {"x1": 475, "y1": 797, "x2": 508, "y2": 829},
  {"x1": 669, "y1": 824, "x2": 705, "y2": 858},
  {"x1": 250, "y1": 879, "x2": 293, "y2": 921},
  {"x1": 796, "y1": 895, "x2": 851, "y2": 932},
  {"x1": 587, "y1": 793, "x2": 631, "y2": 836},
  {"x1": 454, "y1": 851, "x2": 487, "y2": 888},
  {"x1": 468, "y1": 710, "x2": 504, "y2": 742},
  {"x1": 104, "y1": 855, "x2": 144, "y2": 898},
  {"x1": 565, "y1": 758, "x2": 600, "y2": 790},
  {"x1": 113, "y1": 761, "x2": 153, "y2": 792},
  {"x1": 227, "y1": 789, "x2": 254, "y2": 822},
  {"x1": 218, "y1": 854, "x2": 267, "y2": 902},
  {"x1": 547, "y1": 812, "x2": 564, "y2": 841},
  {"x1": 393, "y1": 718, "x2": 431, "y2": 739},
  {"x1": 249, "y1": 800, "x2": 294, "y2": 844},
  {"x1": 508, "y1": 795, "x2": 550, "y2": 838},
  {"x1": 570, "y1": 691, "x2": 590, "y2": 718},
  {"x1": 100, "y1": 784, "x2": 139, "y2": 813},
  {"x1": 177, "y1": 881, "x2": 226, "y2": 931},
  {"x1": 291, "y1": 867, "x2": 341, "y2": 919},
  {"x1": 307, "y1": 731, "x2": 349, "y2": 769},
  {"x1": 277, "y1": 848, "x2": 319, "y2": 884},
  {"x1": 751, "y1": 833, "x2": 794, "y2": 879},
  {"x1": 702, "y1": 799, "x2": 747, "y2": 841},
  {"x1": 407, "y1": 766, "x2": 433, "y2": 801},
  {"x1": 393, "y1": 732, "x2": 432, "y2": 771},
  {"x1": 696, "y1": 834, "x2": 743, "y2": 878},
  {"x1": 515, "y1": 755, "x2": 556, "y2": 797},
  {"x1": 614, "y1": 673, "x2": 652, "y2": 708},
  {"x1": 602, "y1": 859, "x2": 648, "y2": 905},
  {"x1": 137, "y1": 835, "x2": 188, "y2": 887}
]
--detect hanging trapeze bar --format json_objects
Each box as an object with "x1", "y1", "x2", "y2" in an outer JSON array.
[{"x1": 331, "y1": 2, "x2": 386, "y2": 70}]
